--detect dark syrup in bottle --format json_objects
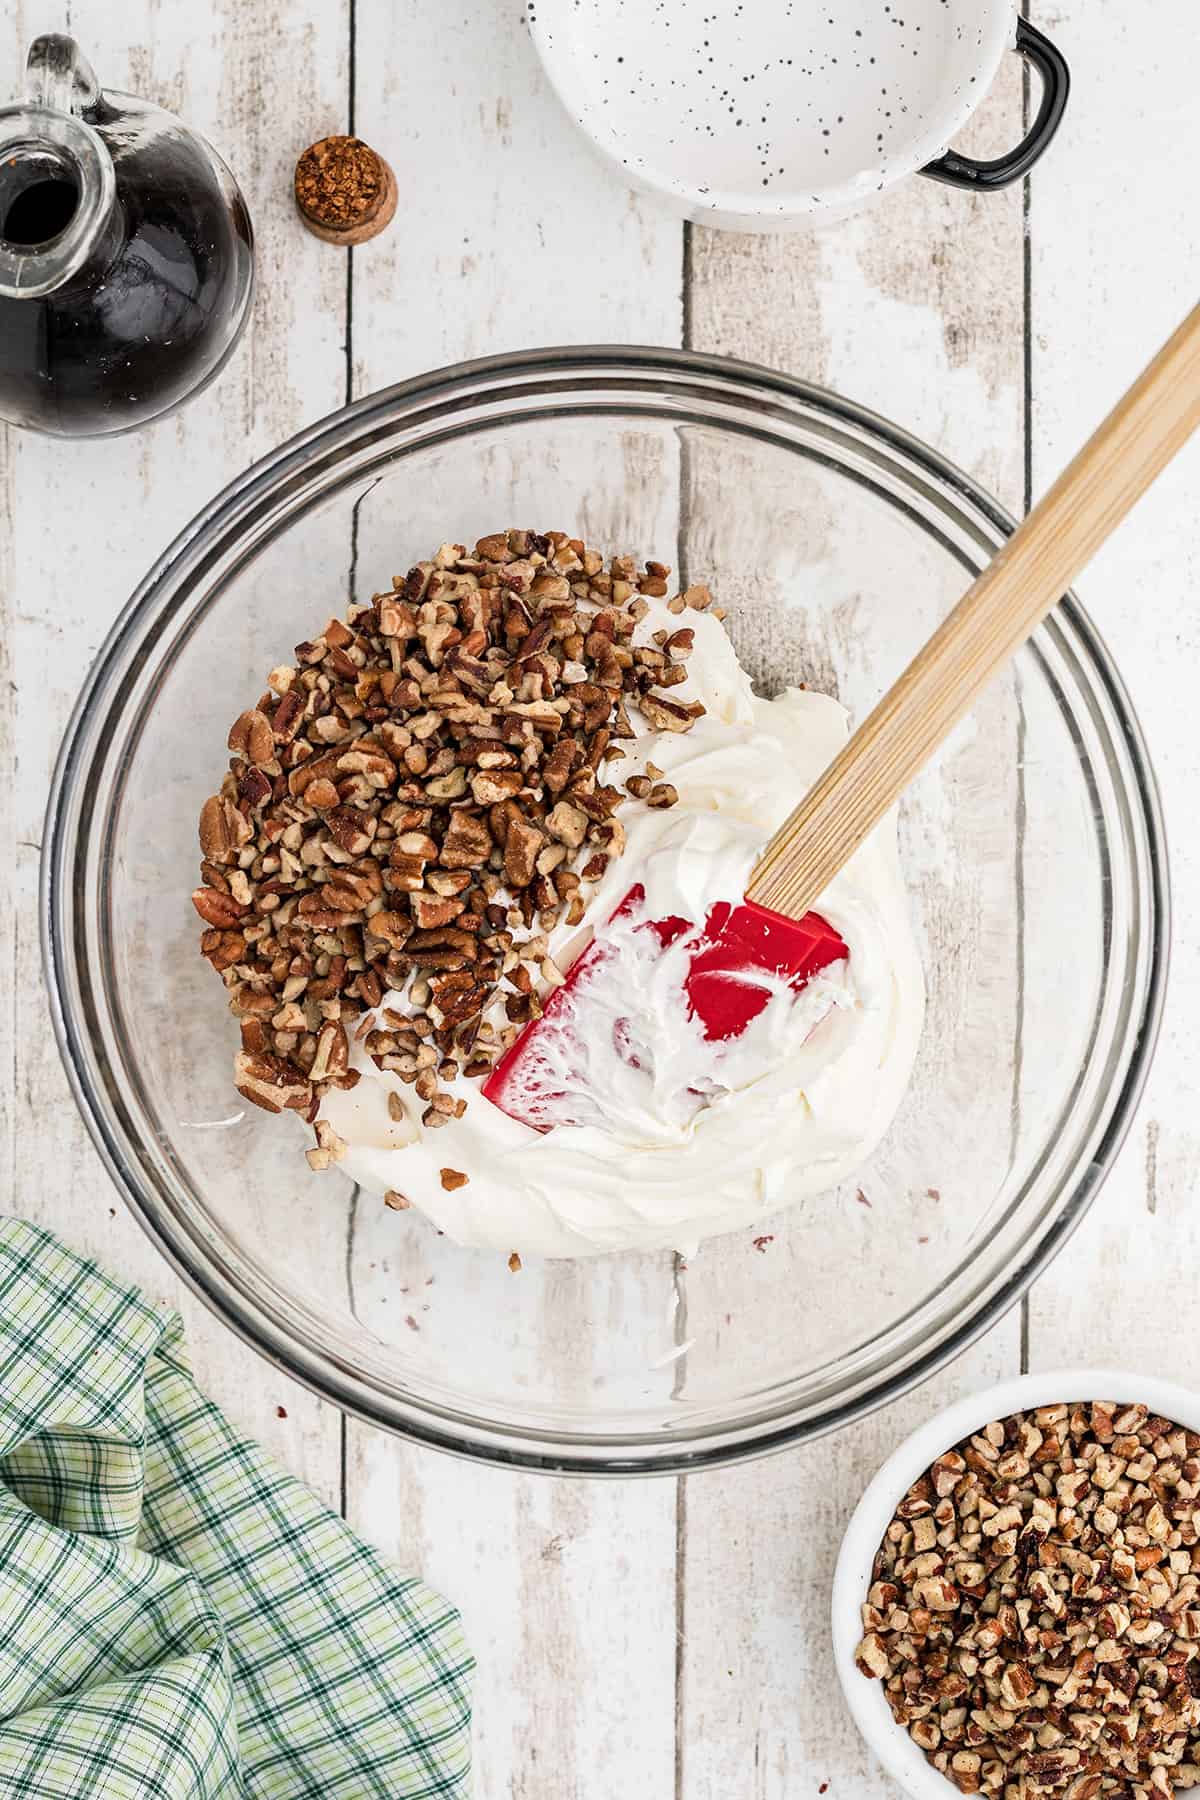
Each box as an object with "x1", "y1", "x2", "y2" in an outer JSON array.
[{"x1": 0, "y1": 36, "x2": 254, "y2": 438}]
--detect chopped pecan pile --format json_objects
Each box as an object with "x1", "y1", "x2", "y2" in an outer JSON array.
[
  {"x1": 194, "y1": 530, "x2": 706, "y2": 1142},
  {"x1": 856, "y1": 1402, "x2": 1200, "y2": 1798}
]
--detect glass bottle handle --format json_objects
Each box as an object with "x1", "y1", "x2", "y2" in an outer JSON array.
[{"x1": 24, "y1": 34, "x2": 101, "y2": 117}]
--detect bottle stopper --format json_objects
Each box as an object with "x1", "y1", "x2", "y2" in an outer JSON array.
[{"x1": 293, "y1": 135, "x2": 397, "y2": 246}]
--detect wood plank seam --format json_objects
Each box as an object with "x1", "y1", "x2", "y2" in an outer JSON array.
[{"x1": 1018, "y1": 22, "x2": 1033, "y2": 1377}]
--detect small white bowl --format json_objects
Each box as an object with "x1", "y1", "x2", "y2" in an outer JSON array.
[{"x1": 832, "y1": 1369, "x2": 1200, "y2": 1800}]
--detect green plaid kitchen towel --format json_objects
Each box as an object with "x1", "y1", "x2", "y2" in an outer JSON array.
[{"x1": 0, "y1": 1216, "x2": 473, "y2": 1799}]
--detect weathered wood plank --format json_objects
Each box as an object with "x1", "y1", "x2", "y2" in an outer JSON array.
[
  {"x1": 356, "y1": 1449, "x2": 678, "y2": 1799},
  {"x1": 343, "y1": 5, "x2": 685, "y2": 1795},
  {"x1": 677, "y1": 61, "x2": 1028, "y2": 1800},
  {"x1": 1023, "y1": 0, "x2": 1200, "y2": 1378},
  {"x1": 0, "y1": 2, "x2": 350, "y2": 1502},
  {"x1": 343, "y1": 0, "x2": 681, "y2": 387}
]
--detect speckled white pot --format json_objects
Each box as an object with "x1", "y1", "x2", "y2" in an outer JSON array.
[
  {"x1": 832, "y1": 1370, "x2": 1200, "y2": 1800},
  {"x1": 527, "y1": 0, "x2": 1068, "y2": 231}
]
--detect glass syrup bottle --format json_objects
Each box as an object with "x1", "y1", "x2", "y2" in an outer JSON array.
[{"x1": 0, "y1": 34, "x2": 254, "y2": 436}]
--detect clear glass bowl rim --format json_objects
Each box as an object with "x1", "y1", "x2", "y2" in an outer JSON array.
[{"x1": 41, "y1": 345, "x2": 1171, "y2": 1476}]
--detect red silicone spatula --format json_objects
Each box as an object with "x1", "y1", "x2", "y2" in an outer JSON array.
[
  {"x1": 487, "y1": 298, "x2": 1200, "y2": 1133},
  {"x1": 483, "y1": 886, "x2": 847, "y2": 1130}
]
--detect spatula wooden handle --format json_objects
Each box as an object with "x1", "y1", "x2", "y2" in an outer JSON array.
[{"x1": 748, "y1": 300, "x2": 1200, "y2": 923}]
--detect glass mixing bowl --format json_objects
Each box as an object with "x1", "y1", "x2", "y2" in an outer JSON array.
[{"x1": 42, "y1": 349, "x2": 1167, "y2": 1474}]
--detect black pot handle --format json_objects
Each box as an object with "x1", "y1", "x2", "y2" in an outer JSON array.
[{"x1": 921, "y1": 18, "x2": 1069, "y2": 192}]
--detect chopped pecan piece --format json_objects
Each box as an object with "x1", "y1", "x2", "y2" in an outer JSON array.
[
  {"x1": 192, "y1": 886, "x2": 246, "y2": 928},
  {"x1": 410, "y1": 892, "x2": 466, "y2": 929},
  {"x1": 639, "y1": 694, "x2": 704, "y2": 733},
  {"x1": 441, "y1": 810, "x2": 492, "y2": 869},
  {"x1": 544, "y1": 800, "x2": 589, "y2": 848},
  {"x1": 199, "y1": 795, "x2": 236, "y2": 863},
  {"x1": 503, "y1": 813, "x2": 543, "y2": 888},
  {"x1": 228, "y1": 708, "x2": 275, "y2": 766},
  {"x1": 234, "y1": 1050, "x2": 312, "y2": 1115},
  {"x1": 470, "y1": 767, "x2": 524, "y2": 806}
]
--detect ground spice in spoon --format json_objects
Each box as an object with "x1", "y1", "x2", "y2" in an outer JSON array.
[{"x1": 293, "y1": 135, "x2": 397, "y2": 245}]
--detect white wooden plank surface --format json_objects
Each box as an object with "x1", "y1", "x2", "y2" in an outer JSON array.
[
  {"x1": 0, "y1": 0, "x2": 350, "y2": 1503},
  {"x1": 5, "y1": 3, "x2": 1200, "y2": 1799},
  {"x1": 1023, "y1": 0, "x2": 1200, "y2": 1375},
  {"x1": 676, "y1": 64, "x2": 1029, "y2": 1800},
  {"x1": 344, "y1": 6, "x2": 684, "y2": 1794}
]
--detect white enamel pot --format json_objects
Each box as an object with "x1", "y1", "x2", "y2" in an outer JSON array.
[{"x1": 527, "y1": 0, "x2": 1069, "y2": 231}]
